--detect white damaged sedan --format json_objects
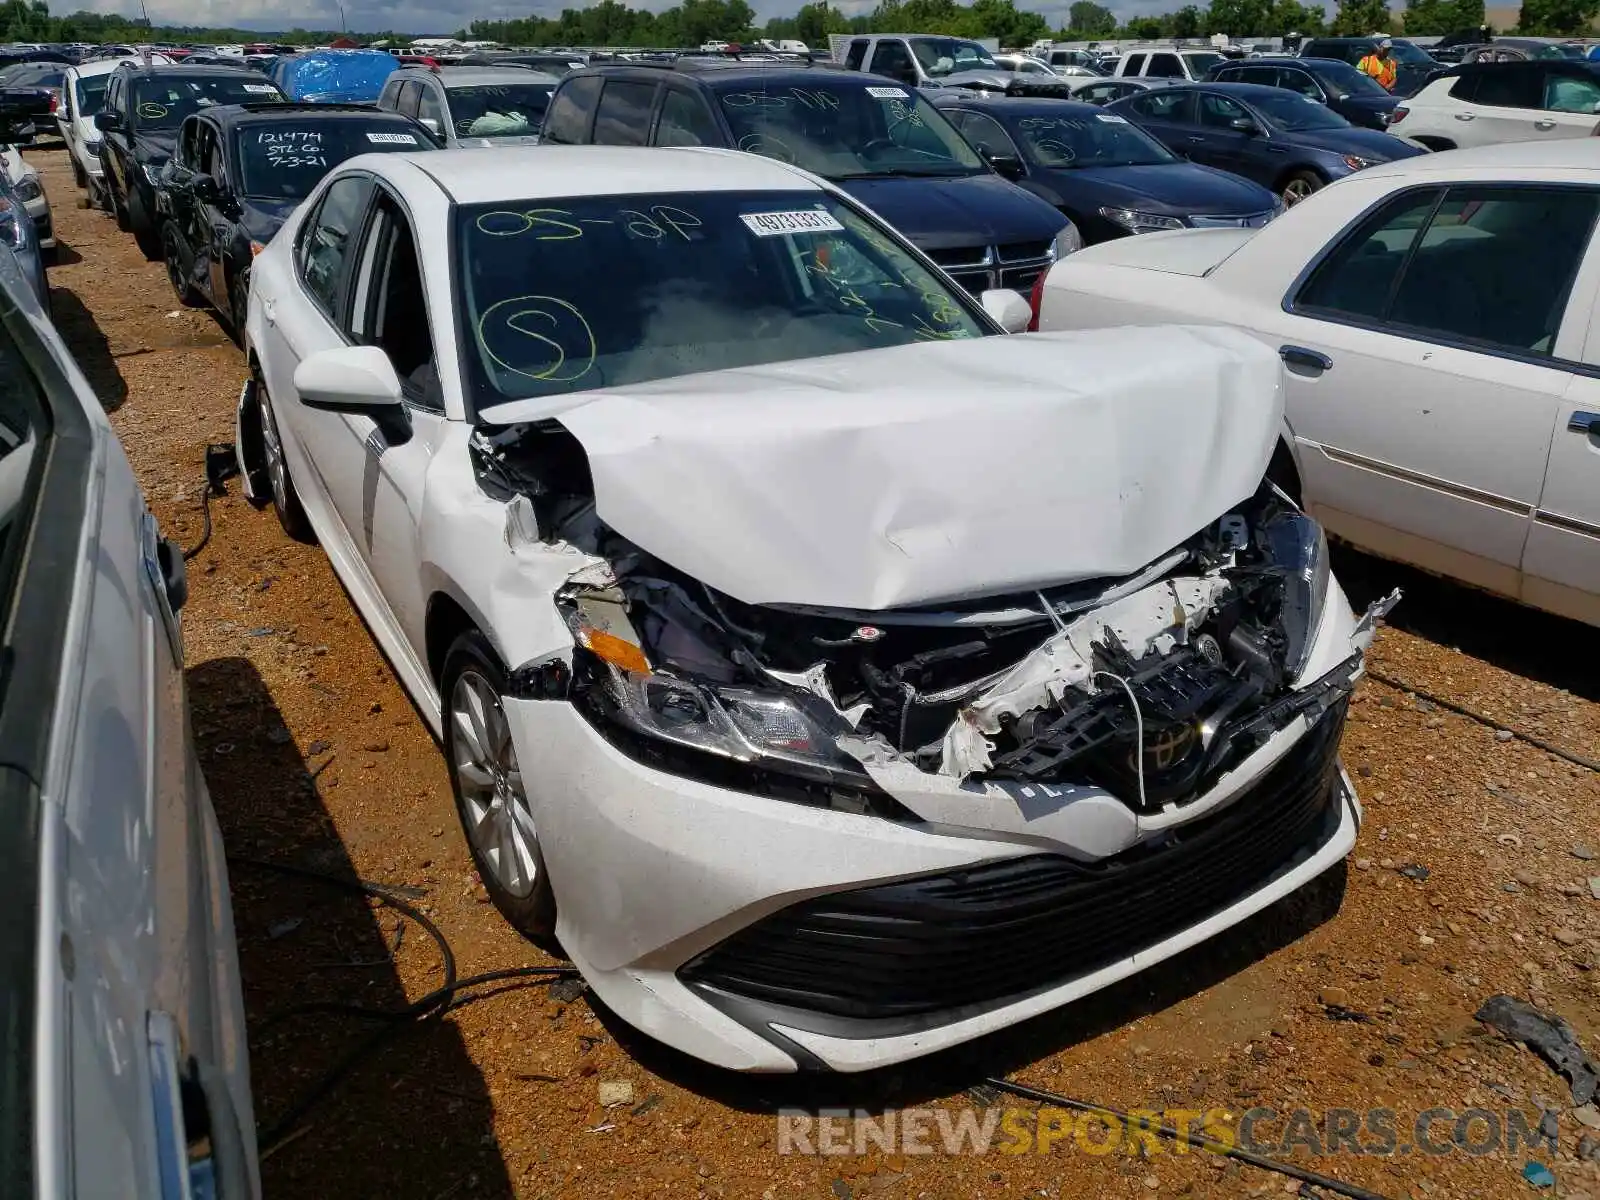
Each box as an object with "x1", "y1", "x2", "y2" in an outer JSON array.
[{"x1": 237, "y1": 146, "x2": 1394, "y2": 1072}]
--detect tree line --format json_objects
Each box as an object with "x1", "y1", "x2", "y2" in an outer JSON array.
[{"x1": 2, "y1": 0, "x2": 1594, "y2": 58}]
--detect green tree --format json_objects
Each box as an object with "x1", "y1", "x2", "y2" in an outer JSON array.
[
  {"x1": 1402, "y1": 0, "x2": 1482, "y2": 32},
  {"x1": 1266, "y1": 0, "x2": 1325, "y2": 32},
  {"x1": 1170, "y1": 4, "x2": 1203, "y2": 35},
  {"x1": 1516, "y1": 0, "x2": 1596, "y2": 32},
  {"x1": 794, "y1": 1, "x2": 848, "y2": 43},
  {"x1": 1122, "y1": 15, "x2": 1165, "y2": 35},
  {"x1": 1332, "y1": 0, "x2": 1394, "y2": 33},
  {"x1": 1068, "y1": 0, "x2": 1118, "y2": 34},
  {"x1": 1206, "y1": 0, "x2": 1271, "y2": 35}
]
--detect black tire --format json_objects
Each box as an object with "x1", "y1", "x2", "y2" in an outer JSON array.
[
  {"x1": 128, "y1": 190, "x2": 161, "y2": 260},
  {"x1": 256, "y1": 376, "x2": 314, "y2": 542},
  {"x1": 161, "y1": 224, "x2": 202, "y2": 307},
  {"x1": 441, "y1": 630, "x2": 558, "y2": 946},
  {"x1": 1279, "y1": 170, "x2": 1324, "y2": 207}
]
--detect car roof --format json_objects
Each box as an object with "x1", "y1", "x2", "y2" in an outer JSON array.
[
  {"x1": 1452, "y1": 56, "x2": 1598, "y2": 73},
  {"x1": 115, "y1": 63, "x2": 258, "y2": 80},
  {"x1": 1362, "y1": 137, "x2": 1600, "y2": 177},
  {"x1": 928, "y1": 93, "x2": 1103, "y2": 117},
  {"x1": 402, "y1": 65, "x2": 560, "y2": 86},
  {"x1": 579, "y1": 61, "x2": 851, "y2": 87},
  {"x1": 205, "y1": 102, "x2": 415, "y2": 128},
  {"x1": 397, "y1": 144, "x2": 821, "y2": 204},
  {"x1": 1143, "y1": 81, "x2": 1285, "y2": 98}
]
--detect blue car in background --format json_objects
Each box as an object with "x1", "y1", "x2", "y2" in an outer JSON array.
[
  {"x1": 1106, "y1": 82, "x2": 1424, "y2": 206},
  {"x1": 1204, "y1": 57, "x2": 1400, "y2": 131},
  {"x1": 930, "y1": 92, "x2": 1280, "y2": 244},
  {"x1": 271, "y1": 49, "x2": 397, "y2": 103}
]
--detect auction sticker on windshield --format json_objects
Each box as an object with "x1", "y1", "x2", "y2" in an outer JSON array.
[
  {"x1": 866, "y1": 86, "x2": 909, "y2": 99},
  {"x1": 1097, "y1": 114, "x2": 1128, "y2": 123},
  {"x1": 244, "y1": 84, "x2": 278, "y2": 93},
  {"x1": 741, "y1": 209, "x2": 846, "y2": 236},
  {"x1": 367, "y1": 131, "x2": 418, "y2": 144}
]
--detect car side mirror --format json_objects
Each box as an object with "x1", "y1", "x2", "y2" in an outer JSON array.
[
  {"x1": 294, "y1": 346, "x2": 411, "y2": 442},
  {"x1": 982, "y1": 149, "x2": 1026, "y2": 180},
  {"x1": 1230, "y1": 116, "x2": 1260, "y2": 134},
  {"x1": 93, "y1": 109, "x2": 121, "y2": 132},
  {"x1": 980, "y1": 287, "x2": 1033, "y2": 334}
]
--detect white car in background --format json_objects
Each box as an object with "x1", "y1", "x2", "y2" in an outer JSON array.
[
  {"x1": 1391, "y1": 60, "x2": 1600, "y2": 151},
  {"x1": 237, "y1": 144, "x2": 1387, "y2": 1073},
  {"x1": 1035, "y1": 138, "x2": 1600, "y2": 628},
  {"x1": 0, "y1": 144, "x2": 51, "y2": 257},
  {"x1": 58, "y1": 55, "x2": 168, "y2": 207}
]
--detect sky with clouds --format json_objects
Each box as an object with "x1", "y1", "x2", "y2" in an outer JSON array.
[{"x1": 77, "y1": 0, "x2": 1190, "y2": 35}]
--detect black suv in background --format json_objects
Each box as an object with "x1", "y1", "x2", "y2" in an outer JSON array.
[
  {"x1": 1205, "y1": 57, "x2": 1399, "y2": 129},
  {"x1": 96, "y1": 64, "x2": 285, "y2": 258},
  {"x1": 1295, "y1": 37, "x2": 1444, "y2": 97},
  {"x1": 157, "y1": 102, "x2": 436, "y2": 338},
  {"x1": 539, "y1": 61, "x2": 1075, "y2": 296}
]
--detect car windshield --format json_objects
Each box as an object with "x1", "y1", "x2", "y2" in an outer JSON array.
[
  {"x1": 1317, "y1": 61, "x2": 1390, "y2": 96},
  {"x1": 133, "y1": 75, "x2": 283, "y2": 129},
  {"x1": 713, "y1": 81, "x2": 984, "y2": 180},
  {"x1": 446, "y1": 82, "x2": 554, "y2": 138},
  {"x1": 456, "y1": 189, "x2": 991, "y2": 407},
  {"x1": 1250, "y1": 90, "x2": 1350, "y2": 131},
  {"x1": 1185, "y1": 52, "x2": 1224, "y2": 74},
  {"x1": 74, "y1": 74, "x2": 109, "y2": 115},
  {"x1": 236, "y1": 119, "x2": 428, "y2": 199},
  {"x1": 910, "y1": 37, "x2": 1000, "y2": 77},
  {"x1": 1011, "y1": 110, "x2": 1176, "y2": 167}
]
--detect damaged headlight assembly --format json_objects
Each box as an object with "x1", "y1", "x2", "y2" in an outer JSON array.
[
  {"x1": 1264, "y1": 510, "x2": 1331, "y2": 681},
  {"x1": 562, "y1": 588, "x2": 877, "y2": 796}
]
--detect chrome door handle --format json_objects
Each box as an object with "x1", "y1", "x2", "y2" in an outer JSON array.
[
  {"x1": 1569, "y1": 410, "x2": 1600, "y2": 433},
  {"x1": 1187, "y1": 135, "x2": 1205, "y2": 142},
  {"x1": 1534, "y1": 118, "x2": 1556, "y2": 130},
  {"x1": 1453, "y1": 112, "x2": 1475, "y2": 121},
  {"x1": 1280, "y1": 344, "x2": 1333, "y2": 372},
  {"x1": 261, "y1": 297, "x2": 275, "y2": 325}
]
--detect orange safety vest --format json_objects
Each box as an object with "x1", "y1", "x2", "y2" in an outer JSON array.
[{"x1": 1357, "y1": 52, "x2": 1397, "y2": 90}]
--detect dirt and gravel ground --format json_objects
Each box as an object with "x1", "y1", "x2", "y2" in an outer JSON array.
[{"x1": 32, "y1": 144, "x2": 1600, "y2": 1200}]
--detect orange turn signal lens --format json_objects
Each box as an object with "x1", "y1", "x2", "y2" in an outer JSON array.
[{"x1": 578, "y1": 626, "x2": 651, "y2": 675}]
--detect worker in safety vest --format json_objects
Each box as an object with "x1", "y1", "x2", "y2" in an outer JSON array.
[{"x1": 1357, "y1": 38, "x2": 1398, "y2": 90}]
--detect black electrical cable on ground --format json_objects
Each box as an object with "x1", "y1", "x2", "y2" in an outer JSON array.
[
  {"x1": 229, "y1": 856, "x2": 579, "y2": 1158},
  {"x1": 180, "y1": 482, "x2": 215, "y2": 561},
  {"x1": 1364, "y1": 668, "x2": 1600, "y2": 774},
  {"x1": 981, "y1": 1077, "x2": 1396, "y2": 1200}
]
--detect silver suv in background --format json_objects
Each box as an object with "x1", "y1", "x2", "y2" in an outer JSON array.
[
  {"x1": 0, "y1": 212, "x2": 258, "y2": 1196},
  {"x1": 376, "y1": 64, "x2": 559, "y2": 146}
]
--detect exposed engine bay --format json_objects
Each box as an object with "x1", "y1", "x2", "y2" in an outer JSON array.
[{"x1": 474, "y1": 421, "x2": 1388, "y2": 819}]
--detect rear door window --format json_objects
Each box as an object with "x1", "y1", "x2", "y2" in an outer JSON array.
[
  {"x1": 844, "y1": 39, "x2": 869, "y2": 70},
  {"x1": 1296, "y1": 184, "x2": 1600, "y2": 357},
  {"x1": 541, "y1": 75, "x2": 601, "y2": 144},
  {"x1": 1146, "y1": 53, "x2": 1184, "y2": 79},
  {"x1": 1123, "y1": 53, "x2": 1147, "y2": 75},
  {"x1": 592, "y1": 79, "x2": 656, "y2": 146},
  {"x1": 1472, "y1": 64, "x2": 1541, "y2": 108},
  {"x1": 654, "y1": 88, "x2": 720, "y2": 147},
  {"x1": 1129, "y1": 89, "x2": 1194, "y2": 122}
]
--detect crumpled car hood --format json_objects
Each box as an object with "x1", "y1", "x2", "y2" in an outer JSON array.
[{"x1": 483, "y1": 326, "x2": 1283, "y2": 610}]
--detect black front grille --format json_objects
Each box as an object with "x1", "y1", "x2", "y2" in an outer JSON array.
[
  {"x1": 925, "y1": 245, "x2": 987, "y2": 270},
  {"x1": 682, "y1": 703, "x2": 1346, "y2": 1022},
  {"x1": 998, "y1": 239, "x2": 1051, "y2": 262},
  {"x1": 948, "y1": 270, "x2": 989, "y2": 295}
]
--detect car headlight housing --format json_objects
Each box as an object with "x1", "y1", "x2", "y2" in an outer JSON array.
[
  {"x1": 1341, "y1": 154, "x2": 1379, "y2": 171},
  {"x1": 10, "y1": 176, "x2": 40, "y2": 203},
  {"x1": 141, "y1": 162, "x2": 162, "y2": 185},
  {"x1": 0, "y1": 198, "x2": 30, "y2": 251},
  {"x1": 1047, "y1": 219, "x2": 1083, "y2": 260},
  {"x1": 1263, "y1": 510, "x2": 1331, "y2": 681},
  {"x1": 1098, "y1": 206, "x2": 1185, "y2": 235},
  {"x1": 575, "y1": 650, "x2": 870, "y2": 786}
]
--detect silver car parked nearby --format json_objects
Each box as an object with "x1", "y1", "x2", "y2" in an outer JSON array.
[{"x1": 0, "y1": 218, "x2": 259, "y2": 1196}]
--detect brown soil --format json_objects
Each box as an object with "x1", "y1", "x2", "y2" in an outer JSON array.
[{"x1": 35, "y1": 144, "x2": 1600, "y2": 1200}]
